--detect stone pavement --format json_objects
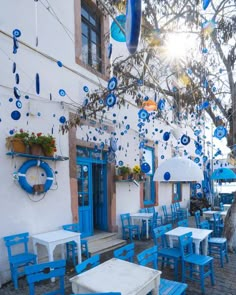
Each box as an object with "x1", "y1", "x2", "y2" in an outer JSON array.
[{"x1": 1, "y1": 217, "x2": 236, "y2": 294}]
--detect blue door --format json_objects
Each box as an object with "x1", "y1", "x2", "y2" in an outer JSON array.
[{"x1": 77, "y1": 147, "x2": 108, "y2": 237}]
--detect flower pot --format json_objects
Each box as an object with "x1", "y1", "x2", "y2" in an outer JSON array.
[
  {"x1": 30, "y1": 144, "x2": 44, "y2": 156},
  {"x1": 7, "y1": 137, "x2": 27, "y2": 153},
  {"x1": 115, "y1": 175, "x2": 123, "y2": 181},
  {"x1": 44, "y1": 150, "x2": 54, "y2": 157}
]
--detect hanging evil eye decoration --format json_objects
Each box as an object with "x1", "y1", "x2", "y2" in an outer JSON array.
[
  {"x1": 57, "y1": 60, "x2": 63, "y2": 67},
  {"x1": 194, "y1": 157, "x2": 200, "y2": 164},
  {"x1": 195, "y1": 183, "x2": 201, "y2": 189},
  {"x1": 83, "y1": 86, "x2": 89, "y2": 93},
  {"x1": 138, "y1": 109, "x2": 149, "y2": 120},
  {"x1": 214, "y1": 126, "x2": 227, "y2": 140},
  {"x1": 164, "y1": 172, "x2": 171, "y2": 181},
  {"x1": 83, "y1": 98, "x2": 89, "y2": 106},
  {"x1": 12, "y1": 62, "x2": 16, "y2": 73},
  {"x1": 83, "y1": 165, "x2": 88, "y2": 172},
  {"x1": 107, "y1": 151, "x2": 116, "y2": 163},
  {"x1": 141, "y1": 162, "x2": 151, "y2": 173},
  {"x1": 16, "y1": 100, "x2": 22, "y2": 109},
  {"x1": 158, "y1": 99, "x2": 165, "y2": 110},
  {"x1": 105, "y1": 93, "x2": 116, "y2": 107},
  {"x1": 59, "y1": 116, "x2": 66, "y2": 124},
  {"x1": 13, "y1": 86, "x2": 21, "y2": 99},
  {"x1": 111, "y1": 14, "x2": 126, "y2": 42},
  {"x1": 107, "y1": 77, "x2": 118, "y2": 91},
  {"x1": 36, "y1": 73, "x2": 40, "y2": 95},
  {"x1": 203, "y1": 0, "x2": 211, "y2": 10},
  {"x1": 110, "y1": 137, "x2": 117, "y2": 152},
  {"x1": 13, "y1": 29, "x2": 21, "y2": 38},
  {"x1": 180, "y1": 134, "x2": 190, "y2": 146},
  {"x1": 59, "y1": 89, "x2": 66, "y2": 96},
  {"x1": 163, "y1": 132, "x2": 170, "y2": 141},
  {"x1": 11, "y1": 110, "x2": 21, "y2": 120},
  {"x1": 107, "y1": 43, "x2": 112, "y2": 59},
  {"x1": 203, "y1": 155, "x2": 208, "y2": 163},
  {"x1": 15, "y1": 73, "x2": 20, "y2": 84},
  {"x1": 118, "y1": 160, "x2": 124, "y2": 166},
  {"x1": 13, "y1": 36, "x2": 19, "y2": 54},
  {"x1": 9, "y1": 97, "x2": 13, "y2": 102}
]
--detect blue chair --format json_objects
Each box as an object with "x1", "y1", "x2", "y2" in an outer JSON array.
[
  {"x1": 200, "y1": 220, "x2": 229, "y2": 267},
  {"x1": 147, "y1": 207, "x2": 163, "y2": 226},
  {"x1": 194, "y1": 210, "x2": 201, "y2": 228},
  {"x1": 175, "y1": 203, "x2": 188, "y2": 220},
  {"x1": 3, "y1": 232, "x2": 37, "y2": 289},
  {"x1": 113, "y1": 243, "x2": 134, "y2": 262},
  {"x1": 178, "y1": 232, "x2": 215, "y2": 294},
  {"x1": 75, "y1": 254, "x2": 100, "y2": 274},
  {"x1": 153, "y1": 226, "x2": 181, "y2": 281},
  {"x1": 72, "y1": 293, "x2": 121, "y2": 295},
  {"x1": 139, "y1": 208, "x2": 147, "y2": 213},
  {"x1": 170, "y1": 204, "x2": 178, "y2": 222},
  {"x1": 137, "y1": 246, "x2": 187, "y2": 295},
  {"x1": 212, "y1": 213, "x2": 224, "y2": 237},
  {"x1": 120, "y1": 213, "x2": 140, "y2": 242},
  {"x1": 162, "y1": 205, "x2": 174, "y2": 224},
  {"x1": 219, "y1": 202, "x2": 224, "y2": 211},
  {"x1": 62, "y1": 223, "x2": 89, "y2": 265},
  {"x1": 177, "y1": 219, "x2": 189, "y2": 227},
  {"x1": 25, "y1": 259, "x2": 66, "y2": 295}
]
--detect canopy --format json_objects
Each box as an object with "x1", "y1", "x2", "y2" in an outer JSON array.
[
  {"x1": 153, "y1": 157, "x2": 204, "y2": 182},
  {"x1": 211, "y1": 168, "x2": 236, "y2": 180}
]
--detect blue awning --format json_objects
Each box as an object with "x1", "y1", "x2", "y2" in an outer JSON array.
[{"x1": 211, "y1": 168, "x2": 236, "y2": 180}]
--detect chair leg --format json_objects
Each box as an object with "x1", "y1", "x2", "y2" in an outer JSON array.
[
  {"x1": 11, "y1": 265, "x2": 18, "y2": 289},
  {"x1": 199, "y1": 266, "x2": 205, "y2": 294},
  {"x1": 210, "y1": 261, "x2": 215, "y2": 286}
]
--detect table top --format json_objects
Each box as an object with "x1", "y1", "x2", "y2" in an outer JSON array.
[
  {"x1": 130, "y1": 213, "x2": 153, "y2": 218},
  {"x1": 165, "y1": 226, "x2": 212, "y2": 241},
  {"x1": 32, "y1": 229, "x2": 81, "y2": 243},
  {"x1": 202, "y1": 210, "x2": 227, "y2": 216},
  {"x1": 70, "y1": 258, "x2": 161, "y2": 294}
]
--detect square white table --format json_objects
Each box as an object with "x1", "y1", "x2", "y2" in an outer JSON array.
[
  {"x1": 70, "y1": 258, "x2": 161, "y2": 295},
  {"x1": 130, "y1": 212, "x2": 153, "y2": 239},
  {"x1": 223, "y1": 204, "x2": 231, "y2": 211},
  {"x1": 165, "y1": 226, "x2": 212, "y2": 255},
  {"x1": 202, "y1": 210, "x2": 227, "y2": 221},
  {"x1": 32, "y1": 229, "x2": 81, "y2": 264}
]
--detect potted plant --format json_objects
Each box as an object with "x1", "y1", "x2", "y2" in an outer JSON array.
[
  {"x1": 119, "y1": 165, "x2": 131, "y2": 180},
  {"x1": 132, "y1": 164, "x2": 141, "y2": 180},
  {"x1": 28, "y1": 132, "x2": 57, "y2": 157},
  {"x1": 5, "y1": 129, "x2": 29, "y2": 153}
]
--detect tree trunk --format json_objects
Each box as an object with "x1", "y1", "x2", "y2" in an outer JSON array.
[{"x1": 223, "y1": 193, "x2": 236, "y2": 253}]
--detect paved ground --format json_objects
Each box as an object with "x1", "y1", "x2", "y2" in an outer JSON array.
[{"x1": 1, "y1": 217, "x2": 236, "y2": 294}]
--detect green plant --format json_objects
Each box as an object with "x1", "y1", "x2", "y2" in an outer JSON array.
[
  {"x1": 133, "y1": 165, "x2": 141, "y2": 174},
  {"x1": 119, "y1": 165, "x2": 131, "y2": 175},
  {"x1": 6, "y1": 129, "x2": 30, "y2": 149},
  {"x1": 28, "y1": 132, "x2": 57, "y2": 155}
]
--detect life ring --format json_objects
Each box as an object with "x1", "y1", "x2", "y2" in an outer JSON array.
[
  {"x1": 18, "y1": 159, "x2": 54, "y2": 194},
  {"x1": 125, "y1": 0, "x2": 142, "y2": 54}
]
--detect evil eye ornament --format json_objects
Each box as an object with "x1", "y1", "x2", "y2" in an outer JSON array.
[
  {"x1": 203, "y1": 0, "x2": 211, "y2": 10},
  {"x1": 36, "y1": 73, "x2": 40, "y2": 95},
  {"x1": 158, "y1": 99, "x2": 165, "y2": 110},
  {"x1": 15, "y1": 73, "x2": 20, "y2": 84},
  {"x1": 57, "y1": 60, "x2": 63, "y2": 67},
  {"x1": 107, "y1": 151, "x2": 116, "y2": 163},
  {"x1": 83, "y1": 98, "x2": 89, "y2": 106},
  {"x1": 180, "y1": 135, "x2": 190, "y2": 146},
  {"x1": 108, "y1": 77, "x2": 118, "y2": 91},
  {"x1": 107, "y1": 43, "x2": 112, "y2": 59},
  {"x1": 13, "y1": 29, "x2": 21, "y2": 38},
  {"x1": 83, "y1": 86, "x2": 89, "y2": 93},
  {"x1": 195, "y1": 183, "x2": 201, "y2": 189},
  {"x1": 13, "y1": 87, "x2": 21, "y2": 99},
  {"x1": 141, "y1": 162, "x2": 150, "y2": 173},
  {"x1": 214, "y1": 126, "x2": 227, "y2": 140},
  {"x1": 59, "y1": 89, "x2": 66, "y2": 96},
  {"x1": 12, "y1": 62, "x2": 16, "y2": 73},
  {"x1": 13, "y1": 36, "x2": 19, "y2": 54},
  {"x1": 16, "y1": 100, "x2": 22, "y2": 109},
  {"x1": 11, "y1": 110, "x2": 21, "y2": 120},
  {"x1": 163, "y1": 132, "x2": 170, "y2": 141},
  {"x1": 110, "y1": 137, "x2": 117, "y2": 152},
  {"x1": 203, "y1": 156, "x2": 208, "y2": 163},
  {"x1": 164, "y1": 172, "x2": 171, "y2": 181},
  {"x1": 105, "y1": 93, "x2": 116, "y2": 107},
  {"x1": 111, "y1": 14, "x2": 126, "y2": 42},
  {"x1": 59, "y1": 116, "x2": 66, "y2": 124},
  {"x1": 194, "y1": 157, "x2": 200, "y2": 164},
  {"x1": 138, "y1": 109, "x2": 149, "y2": 120}
]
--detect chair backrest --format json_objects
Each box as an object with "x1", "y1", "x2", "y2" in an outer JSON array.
[
  {"x1": 25, "y1": 259, "x2": 66, "y2": 295},
  {"x1": 171, "y1": 204, "x2": 177, "y2": 215},
  {"x1": 120, "y1": 213, "x2": 131, "y2": 227},
  {"x1": 3, "y1": 232, "x2": 30, "y2": 258},
  {"x1": 62, "y1": 223, "x2": 80, "y2": 232},
  {"x1": 162, "y1": 205, "x2": 169, "y2": 216},
  {"x1": 178, "y1": 232, "x2": 193, "y2": 258},
  {"x1": 177, "y1": 219, "x2": 188, "y2": 227},
  {"x1": 137, "y1": 246, "x2": 158, "y2": 270},
  {"x1": 72, "y1": 293, "x2": 121, "y2": 295},
  {"x1": 175, "y1": 202, "x2": 181, "y2": 210},
  {"x1": 139, "y1": 208, "x2": 147, "y2": 213},
  {"x1": 147, "y1": 207, "x2": 155, "y2": 213},
  {"x1": 219, "y1": 202, "x2": 224, "y2": 211},
  {"x1": 153, "y1": 227, "x2": 166, "y2": 248},
  {"x1": 113, "y1": 243, "x2": 134, "y2": 262},
  {"x1": 199, "y1": 220, "x2": 210, "y2": 229},
  {"x1": 75, "y1": 254, "x2": 100, "y2": 274},
  {"x1": 194, "y1": 210, "x2": 201, "y2": 228}
]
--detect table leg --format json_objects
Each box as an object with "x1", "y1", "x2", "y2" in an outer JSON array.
[
  {"x1": 32, "y1": 241, "x2": 39, "y2": 263},
  {"x1": 146, "y1": 218, "x2": 149, "y2": 239},
  {"x1": 48, "y1": 245, "x2": 56, "y2": 282},
  {"x1": 61, "y1": 244, "x2": 65, "y2": 259},
  {"x1": 75, "y1": 236, "x2": 82, "y2": 264},
  {"x1": 194, "y1": 241, "x2": 201, "y2": 254},
  {"x1": 201, "y1": 238, "x2": 208, "y2": 255}
]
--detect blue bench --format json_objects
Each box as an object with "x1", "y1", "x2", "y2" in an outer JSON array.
[{"x1": 160, "y1": 278, "x2": 187, "y2": 295}]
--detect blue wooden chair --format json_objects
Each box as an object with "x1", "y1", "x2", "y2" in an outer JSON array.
[
  {"x1": 212, "y1": 213, "x2": 224, "y2": 237},
  {"x1": 72, "y1": 293, "x2": 121, "y2": 295},
  {"x1": 153, "y1": 226, "x2": 181, "y2": 281},
  {"x1": 137, "y1": 246, "x2": 187, "y2": 295},
  {"x1": 113, "y1": 243, "x2": 134, "y2": 262},
  {"x1": 147, "y1": 207, "x2": 163, "y2": 226},
  {"x1": 3, "y1": 232, "x2": 37, "y2": 289},
  {"x1": 75, "y1": 254, "x2": 100, "y2": 274},
  {"x1": 62, "y1": 223, "x2": 89, "y2": 265},
  {"x1": 200, "y1": 220, "x2": 229, "y2": 267},
  {"x1": 219, "y1": 202, "x2": 224, "y2": 211},
  {"x1": 170, "y1": 204, "x2": 178, "y2": 222},
  {"x1": 25, "y1": 259, "x2": 66, "y2": 295},
  {"x1": 177, "y1": 219, "x2": 189, "y2": 227},
  {"x1": 194, "y1": 210, "x2": 201, "y2": 228},
  {"x1": 174, "y1": 203, "x2": 188, "y2": 220},
  {"x1": 162, "y1": 205, "x2": 174, "y2": 224},
  {"x1": 178, "y1": 232, "x2": 215, "y2": 294},
  {"x1": 120, "y1": 213, "x2": 140, "y2": 242}
]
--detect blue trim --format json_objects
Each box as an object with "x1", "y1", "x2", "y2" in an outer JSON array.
[
  {"x1": 18, "y1": 159, "x2": 53, "y2": 194},
  {"x1": 143, "y1": 146, "x2": 155, "y2": 206}
]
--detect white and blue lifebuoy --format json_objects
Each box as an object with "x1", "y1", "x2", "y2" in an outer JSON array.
[
  {"x1": 18, "y1": 159, "x2": 54, "y2": 194},
  {"x1": 125, "y1": 0, "x2": 142, "y2": 54}
]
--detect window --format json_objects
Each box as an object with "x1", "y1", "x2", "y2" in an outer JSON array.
[
  {"x1": 173, "y1": 182, "x2": 182, "y2": 202},
  {"x1": 74, "y1": 0, "x2": 110, "y2": 78},
  {"x1": 142, "y1": 147, "x2": 156, "y2": 205}
]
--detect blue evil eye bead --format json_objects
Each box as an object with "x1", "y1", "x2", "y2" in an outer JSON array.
[
  {"x1": 105, "y1": 93, "x2": 116, "y2": 107},
  {"x1": 59, "y1": 89, "x2": 66, "y2": 96},
  {"x1": 25, "y1": 95, "x2": 29, "y2": 99},
  {"x1": 194, "y1": 157, "x2": 200, "y2": 163},
  {"x1": 107, "y1": 151, "x2": 116, "y2": 163},
  {"x1": 214, "y1": 126, "x2": 227, "y2": 140},
  {"x1": 59, "y1": 116, "x2": 66, "y2": 124},
  {"x1": 161, "y1": 155, "x2": 165, "y2": 159},
  {"x1": 195, "y1": 183, "x2": 201, "y2": 189},
  {"x1": 180, "y1": 135, "x2": 190, "y2": 146},
  {"x1": 12, "y1": 62, "x2": 16, "y2": 73},
  {"x1": 11, "y1": 110, "x2": 21, "y2": 120},
  {"x1": 110, "y1": 137, "x2": 117, "y2": 152},
  {"x1": 203, "y1": 0, "x2": 211, "y2": 10},
  {"x1": 163, "y1": 132, "x2": 170, "y2": 141},
  {"x1": 99, "y1": 142, "x2": 105, "y2": 149},
  {"x1": 83, "y1": 86, "x2": 89, "y2": 93},
  {"x1": 164, "y1": 172, "x2": 171, "y2": 181},
  {"x1": 83, "y1": 98, "x2": 89, "y2": 106},
  {"x1": 9, "y1": 129, "x2": 14, "y2": 135},
  {"x1": 13, "y1": 86, "x2": 21, "y2": 99},
  {"x1": 141, "y1": 162, "x2": 150, "y2": 173},
  {"x1": 158, "y1": 99, "x2": 165, "y2": 110},
  {"x1": 203, "y1": 156, "x2": 208, "y2": 162},
  {"x1": 108, "y1": 77, "x2": 118, "y2": 91},
  {"x1": 13, "y1": 36, "x2": 19, "y2": 54},
  {"x1": 36, "y1": 73, "x2": 40, "y2": 95},
  {"x1": 111, "y1": 14, "x2": 126, "y2": 42},
  {"x1": 15, "y1": 73, "x2": 20, "y2": 84},
  {"x1": 118, "y1": 160, "x2": 124, "y2": 166},
  {"x1": 16, "y1": 100, "x2": 22, "y2": 109},
  {"x1": 138, "y1": 109, "x2": 149, "y2": 120},
  {"x1": 99, "y1": 98, "x2": 104, "y2": 104},
  {"x1": 107, "y1": 43, "x2": 112, "y2": 58},
  {"x1": 57, "y1": 60, "x2": 63, "y2": 67},
  {"x1": 9, "y1": 97, "x2": 13, "y2": 102},
  {"x1": 13, "y1": 29, "x2": 21, "y2": 38}
]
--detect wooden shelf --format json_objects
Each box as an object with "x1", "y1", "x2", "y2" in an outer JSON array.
[{"x1": 6, "y1": 152, "x2": 69, "y2": 161}]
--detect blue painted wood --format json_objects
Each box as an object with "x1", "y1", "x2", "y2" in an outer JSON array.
[
  {"x1": 75, "y1": 254, "x2": 100, "y2": 274},
  {"x1": 72, "y1": 293, "x2": 121, "y2": 295},
  {"x1": 113, "y1": 243, "x2": 134, "y2": 262},
  {"x1": 162, "y1": 205, "x2": 175, "y2": 224},
  {"x1": 3, "y1": 232, "x2": 37, "y2": 289},
  {"x1": 120, "y1": 213, "x2": 140, "y2": 241},
  {"x1": 177, "y1": 219, "x2": 189, "y2": 227},
  {"x1": 137, "y1": 245, "x2": 158, "y2": 270},
  {"x1": 6, "y1": 151, "x2": 69, "y2": 161},
  {"x1": 25, "y1": 259, "x2": 66, "y2": 295},
  {"x1": 159, "y1": 278, "x2": 187, "y2": 295}
]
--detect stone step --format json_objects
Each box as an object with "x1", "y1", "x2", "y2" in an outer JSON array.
[
  {"x1": 85, "y1": 232, "x2": 118, "y2": 245},
  {"x1": 88, "y1": 238, "x2": 127, "y2": 256}
]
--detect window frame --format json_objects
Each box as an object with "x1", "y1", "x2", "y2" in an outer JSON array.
[{"x1": 172, "y1": 182, "x2": 182, "y2": 202}]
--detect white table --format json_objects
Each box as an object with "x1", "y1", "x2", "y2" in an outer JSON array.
[
  {"x1": 32, "y1": 229, "x2": 81, "y2": 264},
  {"x1": 70, "y1": 258, "x2": 161, "y2": 295},
  {"x1": 223, "y1": 204, "x2": 231, "y2": 211},
  {"x1": 165, "y1": 226, "x2": 212, "y2": 255},
  {"x1": 202, "y1": 210, "x2": 227, "y2": 221},
  {"x1": 130, "y1": 212, "x2": 153, "y2": 239}
]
